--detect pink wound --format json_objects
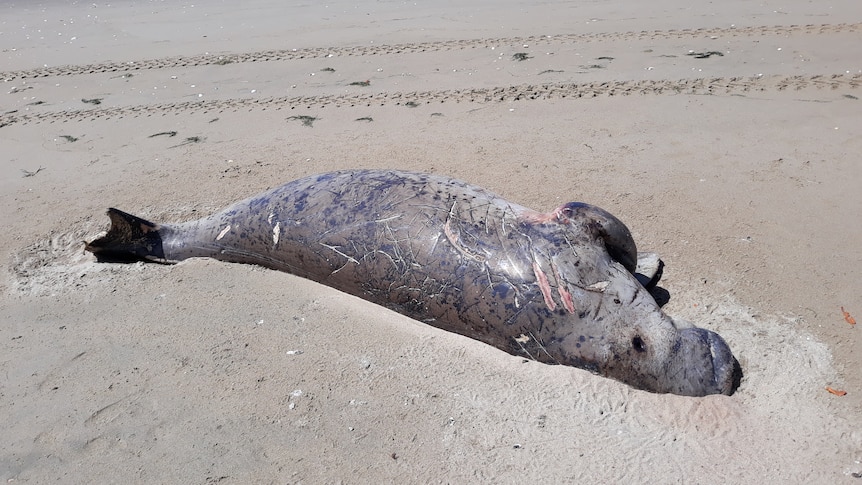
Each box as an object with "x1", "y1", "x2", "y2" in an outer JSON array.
[
  {"x1": 550, "y1": 262, "x2": 576, "y2": 314},
  {"x1": 533, "y1": 261, "x2": 556, "y2": 311},
  {"x1": 558, "y1": 286, "x2": 576, "y2": 314}
]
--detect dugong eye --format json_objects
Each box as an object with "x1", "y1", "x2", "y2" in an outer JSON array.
[{"x1": 632, "y1": 335, "x2": 647, "y2": 353}]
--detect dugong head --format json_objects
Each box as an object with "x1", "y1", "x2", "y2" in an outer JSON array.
[
  {"x1": 538, "y1": 202, "x2": 740, "y2": 396},
  {"x1": 555, "y1": 262, "x2": 741, "y2": 396},
  {"x1": 596, "y1": 294, "x2": 740, "y2": 396},
  {"x1": 544, "y1": 264, "x2": 740, "y2": 396}
]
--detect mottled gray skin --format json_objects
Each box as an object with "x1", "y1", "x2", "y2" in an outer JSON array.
[{"x1": 86, "y1": 170, "x2": 738, "y2": 396}]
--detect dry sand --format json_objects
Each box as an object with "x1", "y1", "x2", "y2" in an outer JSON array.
[{"x1": 2, "y1": 1, "x2": 861, "y2": 482}]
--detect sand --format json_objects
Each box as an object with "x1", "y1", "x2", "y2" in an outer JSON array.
[{"x1": 2, "y1": 1, "x2": 861, "y2": 482}]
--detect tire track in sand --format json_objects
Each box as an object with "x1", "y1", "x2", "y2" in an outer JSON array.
[
  {"x1": 1, "y1": 23, "x2": 859, "y2": 81},
  {"x1": 1, "y1": 74, "x2": 859, "y2": 127}
]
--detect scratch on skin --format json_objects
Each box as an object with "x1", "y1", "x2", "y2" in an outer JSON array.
[
  {"x1": 374, "y1": 215, "x2": 402, "y2": 224},
  {"x1": 550, "y1": 261, "x2": 576, "y2": 314},
  {"x1": 320, "y1": 243, "x2": 360, "y2": 274},
  {"x1": 428, "y1": 232, "x2": 442, "y2": 255},
  {"x1": 483, "y1": 203, "x2": 493, "y2": 234},
  {"x1": 530, "y1": 331, "x2": 556, "y2": 362},
  {"x1": 532, "y1": 261, "x2": 556, "y2": 311},
  {"x1": 482, "y1": 265, "x2": 494, "y2": 291},
  {"x1": 380, "y1": 221, "x2": 409, "y2": 270},
  {"x1": 513, "y1": 332, "x2": 557, "y2": 363},
  {"x1": 514, "y1": 333, "x2": 536, "y2": 360},
  {"x1": 443, "y1": 202, "x2": 486, "y2": 263},
  {"x1": 374, "y1": 249, "x2": 398, "y2": 270},
  {"x1": 506, "y1": 254, "x2": 525, "y2": 280},
  {"x1": 216, "y1": 225, "x2": 231, "y2": 240}
]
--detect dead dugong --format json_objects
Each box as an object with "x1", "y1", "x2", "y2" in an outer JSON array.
[{"x1": 85, "y1": 169, "x2": 740, "y2": 396}]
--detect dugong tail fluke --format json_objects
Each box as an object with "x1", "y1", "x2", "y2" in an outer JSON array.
[{"x1": 85, "y1": 208, "x2": 167, "y2": 263}]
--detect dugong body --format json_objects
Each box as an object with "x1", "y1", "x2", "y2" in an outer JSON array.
[{"x1": 86, "y1": 170, "x2": 739, "y2": 396}]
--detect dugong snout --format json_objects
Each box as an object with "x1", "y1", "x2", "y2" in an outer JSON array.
[{"x1": 673, "y1": 327, "x2": 740, "y2": 396}]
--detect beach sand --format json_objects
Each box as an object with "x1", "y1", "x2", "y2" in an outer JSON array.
[{"x1": 2, "y1": 1, "x2": 861, "y2": 482}]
